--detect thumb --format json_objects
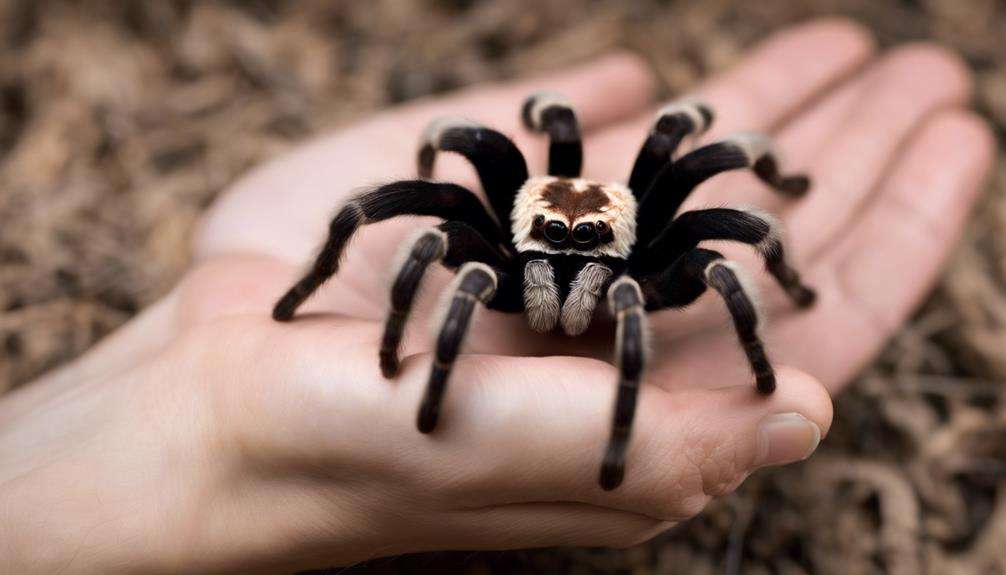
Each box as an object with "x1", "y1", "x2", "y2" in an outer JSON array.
[{"x1": 393, "y1": 356, "x2": 831, "y2": 522}]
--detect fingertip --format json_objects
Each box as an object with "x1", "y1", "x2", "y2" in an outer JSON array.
[
  {"x1": 560, "y1": 51, "x2": 658, "y2": 128},
  {"x1": 884, "y1": 42, "x2": 974, "y2": 103},
  {"x1": 942, "y1": 109, "x2": 998, "y2": 171},
  {"x1": 787, "y1": 16, "x2": 877, "y2": 60},
  {"x1": 589, "y1": 51, "x2": 658, "y2": 96}
]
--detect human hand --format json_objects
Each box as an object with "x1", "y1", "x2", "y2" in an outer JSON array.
[{"x1": 1, "y1": 18, "x2": 993, "y2": 574}]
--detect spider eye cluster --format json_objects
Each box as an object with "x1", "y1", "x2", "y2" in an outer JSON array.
[{"x1": 532, "y1": 214, "x2": 609, "y2": 248}]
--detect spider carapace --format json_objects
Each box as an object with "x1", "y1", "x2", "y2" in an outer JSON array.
[{"x1": 273, "y1": 91, "x2": 816, "y2": 490}]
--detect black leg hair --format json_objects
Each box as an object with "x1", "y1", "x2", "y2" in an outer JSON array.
[
  {"x1": 272, "y1": 181, "x2": 504, "y2": 322},
  {"x1": 649, "y1": 248, "x2": 776, "y2": 394},
  {"x1": 417, "y1": 262, "x2": 499, "y2": 433},
  {"x1": 521, "y1": 91, "x2": 582, "y2": 178},
  {"x1": 636, "y1": 133, "x2": 810, "y2": 243},
  {"x1": 417, "y1": 117, "x2": 530, "y2": 226},
  {"x1": 642, "y1": 208, "x2": 816, "y2": 308},
  {"x1": 380, "y1": 222, "x2": 512, "y2": 378},
  {"x1": 599, "y1": 276, "x2": 647, "y2": 491},
  {"x1": 627, "y1": 98, "x2": 713, "y2": 197}
]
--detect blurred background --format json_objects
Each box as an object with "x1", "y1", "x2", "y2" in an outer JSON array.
[{"x1": 0, "y1": 1, "x2": 1003, "y2": 573}]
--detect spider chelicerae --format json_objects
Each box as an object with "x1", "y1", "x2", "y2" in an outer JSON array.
[{"x1": 273, "y1": 91, "x2": 816, "y2": 490}]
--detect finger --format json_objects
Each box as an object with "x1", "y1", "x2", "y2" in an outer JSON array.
[
  {"x1": 411, "y1": 51, "x2": 656, "y2": 179},
  {"x1": 246, "y1": 312, "x2": 828, "y2": 521},
  {"x1": 775, "y1": 108, "x2": 995, "y2": 389},
  {"x1": 786, "y1": 44, "x2": 973, "y2": 260},
  {"x1": 389, "y1": 355, "x2": 831, "y2": 521},
  {"x1": 196, "y1": 53, "x2": 654, "y2": 265},
  {"x1": 585, "y1": 18, "x2": 875, "y2": 182},
  {"x1": 402, "y1": 51, "x2": 657, "y2": 136}
]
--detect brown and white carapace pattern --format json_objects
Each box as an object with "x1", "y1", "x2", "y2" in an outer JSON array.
[{"x1": 511, "y1": 176, "x2": 637, "y2": 258}]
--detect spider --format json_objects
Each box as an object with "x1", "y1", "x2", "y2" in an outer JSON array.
[{"x1": 272, "y1": 91, "x2": 816, "y2": 491}]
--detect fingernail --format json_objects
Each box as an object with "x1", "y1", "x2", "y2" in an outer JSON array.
[{"x1": 756, "y1": 412, "x2": 821, "y2": 468}]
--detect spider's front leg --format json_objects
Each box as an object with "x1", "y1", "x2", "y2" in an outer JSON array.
[
  {"x1": 380, "y1": 221, "x2": 510, "y2": 377},
  {"x1": 599, "y1": 276, "x2": 648, "y2": 491},
  {"x1": 417, "y1": 262, "x2": 502, "y2": 433},
  {"x1": 647, "y1": 248, "x2": 777, "y2": 394}
]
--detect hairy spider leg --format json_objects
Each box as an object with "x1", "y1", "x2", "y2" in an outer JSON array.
[
  {"x1": 272, "y1": 181, "x2": 505, "y2": 321},
  {"x1": 636, "y1": 133, "x2": 811, "y2": 244},
  {"x1": 417, "y1": 262, "x2": 500, "y2": 433},
  {"x1": 380, "y1": 222, "x2": 513, "y2": 377},
  {"x1": 521, "y1": 91, "x2": 583, "y2": 178},
  {"x1": 417, "y1": 118, "x2": 529, "y2": 229},
  {"x1": 641, "y1": 208, "x2": 816, "y2": 308},
  {"x1": 647, "y1": 248, "x2": 777, "y2": 394},
  {"x1": 628, "y1": 98, "x2": 714, "y2": 197},
  {"x1": 599, "y1": 276, "x2": 648, "y2": 491}
]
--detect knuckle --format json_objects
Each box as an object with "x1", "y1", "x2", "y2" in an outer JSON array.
[
  {"x1": 647, "y1": 427, "x2": 748, "y2": 520},
  {"x1": 887, "y1": 43, "x2": 973, "y2": 96}
]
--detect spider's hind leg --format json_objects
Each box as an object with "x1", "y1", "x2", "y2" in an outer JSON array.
[
  {"x1": 636, "y1": 132, "x2": 810, "y2": 243},
  {"x1": 380, "y1": 222, "x2": 510, "y2": 377},
  {"x1": 600, "y1": 276, "x2": 648, "y2": 491},
  {"x1": 417, "y1": 262, "x2": 499, "y2": 433},
  {"x1": 521, "y1": 91, "x2": 582, "y2": 178},
  {"x1": 645, "y1": 207, "x2": 816, "y2": 308}
]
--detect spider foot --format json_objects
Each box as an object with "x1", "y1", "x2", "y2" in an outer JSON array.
[
  {"x1": 756, "y1": 370, "x2": 777, "y2": 395},
  {"x1": 599, "y1": 445, "x2": 627, "y2": 491},
  {"x1": 379, "y1": 350, "x2": 400, "y2": 379},
  {"x1": 775, "y1": 173, "x2": 812, "y2": 197},
  {"x1": 789, "y1": 284, "x2": 817, "y2": 308},
  {"x1": 417, "y1": 403, "x2": 440, "y2": 434}
]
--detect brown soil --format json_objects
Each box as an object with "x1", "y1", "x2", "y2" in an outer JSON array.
[{"x1": 1, "y1": 1, "x2": 1004, "y2": 573}]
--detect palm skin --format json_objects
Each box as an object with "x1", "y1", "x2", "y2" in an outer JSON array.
[{"x1": 0, "y1": 18, "x2": 994, "y2": 574}]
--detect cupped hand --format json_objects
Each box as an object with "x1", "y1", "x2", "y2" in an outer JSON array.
[{"x1": 1, "y1": 18, "x2": 994, "y2": 574}]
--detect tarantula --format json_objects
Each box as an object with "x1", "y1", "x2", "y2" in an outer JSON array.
[{"x1": 273, "y1": 92, "x2": 816, "y2": 490}]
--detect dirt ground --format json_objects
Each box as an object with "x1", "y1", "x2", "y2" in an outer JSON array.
[{"x1": 1, "y1": 1, "x2": 1004, "y2": 573}]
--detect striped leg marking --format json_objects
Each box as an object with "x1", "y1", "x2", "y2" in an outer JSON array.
[
  {"x1": 703, "y1": 260, "x2": 776, "y2": 394},
  {"x1": 417, "y1": 263, "x2": 498, "y2": 433},
  {"x1": 380, "y1": 229, "x2": 447, "y2": 377},
  {"x1": 599, "y1": 276, "x2": 648, "y2": 491}
]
